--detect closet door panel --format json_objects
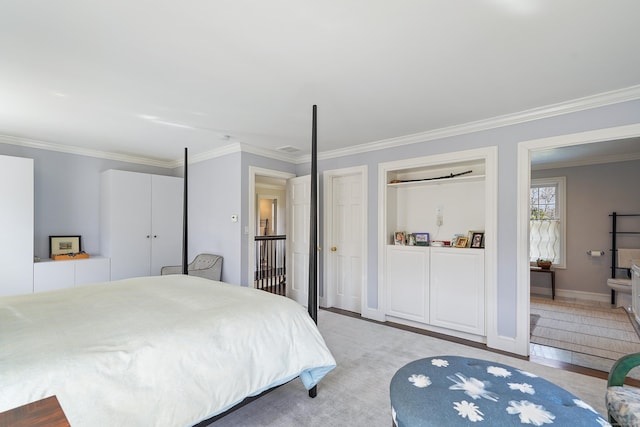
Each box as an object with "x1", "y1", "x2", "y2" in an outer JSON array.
[
  {"x1": 0, "y1": 155, "x2": 34, "y2": 295},
  {"x1": 104, "y1": 171, "x2": 152, "y2": 281},
  {"x1": 150, "y1": 175, "x2": 183, "y2": 276}
]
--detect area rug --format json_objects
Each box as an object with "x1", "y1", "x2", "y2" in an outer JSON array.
[{"x1": 530, "y1": 296, "x2": 640, "y2": 373}]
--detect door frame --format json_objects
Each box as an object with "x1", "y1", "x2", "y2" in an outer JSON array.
[
  {"x1": 516, "y1": 123, "x2": 640, "y2": 356},
  {"x1": 322, "y1": 165, "x2": 368, "y2": 312},
  {"x1": 248, "y1": 166, "x2": 295, "y2": 289}
]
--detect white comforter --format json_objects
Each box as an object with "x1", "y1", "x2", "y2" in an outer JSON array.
[{"x1": 0, "y1": 275, "x2": 336, "y2": 426}]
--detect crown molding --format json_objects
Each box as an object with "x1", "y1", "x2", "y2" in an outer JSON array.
[
  {"x1": 0, "y1": 134, "x2": 173, "y2": 168},
  {"x1": 2, "y1": 85, "x2": 639, "y2": 167},
  {"x1": 301, "y1": 84, "x2": 640, "y2": 163}
]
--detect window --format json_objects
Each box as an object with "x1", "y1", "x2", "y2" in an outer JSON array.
[{"x1": 530, "y1": 177, "x2": 566, "y2": 267}]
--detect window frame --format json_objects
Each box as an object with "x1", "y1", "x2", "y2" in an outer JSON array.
[{"x1": 530, "y1": 176, "x2": 566, "y2": 269}]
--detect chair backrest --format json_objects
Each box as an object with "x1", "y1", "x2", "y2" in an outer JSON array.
[{"x1": 189, "y1": 254, "x2": 223, "y2": 281}]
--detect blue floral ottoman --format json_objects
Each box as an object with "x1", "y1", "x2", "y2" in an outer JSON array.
[{"x1": 390, "y1": 356, "x2": 609, "y2": 426}]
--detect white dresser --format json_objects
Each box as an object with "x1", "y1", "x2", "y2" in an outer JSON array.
[{"x1": 33, "y1": 257, "x2": 111, "y2": 293}]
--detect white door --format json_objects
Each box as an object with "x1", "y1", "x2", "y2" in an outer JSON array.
[
  {"x1": 286, "y1": 175, "x2": 310, "y2": 306},
  {"x1": 150, "y1": 174, "x2": 184, "y2": 275},
  {"x1": 109, "y1": 171, "x2": 152, "y2": 280},
  {"x1": 328, "y1": 173, "x2": 363, "y2": 312},
  {"x1": 0, "y1": 155, "x2": 33, "y2": 295}
]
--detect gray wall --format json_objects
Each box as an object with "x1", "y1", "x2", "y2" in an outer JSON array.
[
  {"x1": 0, "y1": 144, "x2": 176, "y2": 259},
  {"x1": 2, "y1": 96, "x2": 640, "y2": 342},
  {"x1": 294, "y1": 98, "x2": 640, "y2": 338},
  {"x1": 176, "y1": 151, "x2": 295, "y2": 285},
  {"x1": 533, "y1": 160, "x2": 640, "y2": 296}
]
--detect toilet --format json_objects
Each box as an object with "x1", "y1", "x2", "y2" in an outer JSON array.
[{"x1": 608, "y1": 277, "x2": 632, "y2": 310}]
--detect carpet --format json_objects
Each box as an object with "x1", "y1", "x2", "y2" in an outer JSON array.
[
  {"x1": 530, "y1": 296, "x2": 640, "y2": 373},
  {"x1": 208, "y1": 309, "x2": 608, "y2": 426}
]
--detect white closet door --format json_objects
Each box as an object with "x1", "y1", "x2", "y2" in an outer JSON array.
[
  {"x1": 150, "y1": 174, "x2": 183, "y2": 276},
  {"x1": 107, "y1": 171, "x2": 152, "y2": 280},
  {"x1": 0, "y1": 155, "x2": 34, "y2": 295}
]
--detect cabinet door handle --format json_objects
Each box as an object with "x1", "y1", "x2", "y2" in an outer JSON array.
[
  {"x1": 146, "y1": 235, "x2": 150, "y2": 238},
  {"x1": 331, "y1": 246, "x2": 337, "y2": 252},
  {"x1": 153, "y1": 235, "x2": 158, "y2": 238}
]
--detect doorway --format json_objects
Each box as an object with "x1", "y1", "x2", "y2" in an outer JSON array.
[
  {"x1": 516, "y1": 123, "x2": 640, "y2": 358},
  {"x1": 248, "y1": 167, "x2": 294, "y2": 293}
]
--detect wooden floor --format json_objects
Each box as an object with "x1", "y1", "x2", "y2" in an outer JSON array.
[{"x1": 324, "y1": 306, "x2": 640, "y2": 386}]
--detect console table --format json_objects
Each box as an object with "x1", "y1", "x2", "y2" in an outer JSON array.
[
  {"x1": 390, "y1": 356, "x2": 607, "y2": 426},
  {"x1": 530, "y1": 267, "x2": 555, "y2": 299}
]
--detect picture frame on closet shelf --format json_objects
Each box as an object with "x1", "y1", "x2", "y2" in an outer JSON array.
[
  {"x1": 414, "y1": 232, "x2": 430, "y2": 246},
  {"x1": 394, "y1": 231, "x2": 406, "y2": 245},
  {"x1": 455, "y1": 237, "x2": 469, "y2": 248},
  {"x1": 470, "y1": 232, "x2": 484, "y2": 249},
  {"x1": 49, "y1": 235, "x2": 81, "y2": 257}
]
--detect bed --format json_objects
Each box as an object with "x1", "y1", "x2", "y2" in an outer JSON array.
[{"x1": 0, "y1": 274, "x2": 336, "y2": 426}]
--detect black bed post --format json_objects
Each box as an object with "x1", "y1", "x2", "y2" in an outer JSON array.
[
  {"x1": 308, "y1": 105, "x2": 318, "y2": 399},
  {"x1": 182, "y1": 147, "x2": 189, "y2": 275}
]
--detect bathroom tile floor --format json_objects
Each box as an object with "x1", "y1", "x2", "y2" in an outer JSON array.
[{"x1": 530, "y1": 294, "x2": 640, "y2": 379}]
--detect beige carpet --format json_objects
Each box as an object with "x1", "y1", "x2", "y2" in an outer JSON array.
[
  {"x1": 530, "y1": 296, "x2": 640, "y2": 373},
  {"x1": 208, "y1": 309, "x2": 608, "y2": 426}
]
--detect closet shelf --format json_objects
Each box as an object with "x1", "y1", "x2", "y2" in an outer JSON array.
[{"x1": 387, "y1": 174, "x2": 485, "y2": 188}]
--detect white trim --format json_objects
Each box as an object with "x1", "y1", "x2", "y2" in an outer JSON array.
[
  {"x1": 305, "y1": 85, "x2": 640, "y2": 163},
  {"x1": 3, "y1": 85, "x2": 639, "y2": 167},
  {"x1": 248, "y1": 166, "x2": 295, "y2": 289},
  {"x1": 517, "y1": 123, "x2": 640, "y2": 357},
  {"x1": 377, "y1": 147, "x2": 499, "y2": 349},
  {"x1": 322, "y1": 165, "x2": 368, "y2": 314},
  {"x1": 0, "y1": 134, "x2": 174, "y2": 168}
]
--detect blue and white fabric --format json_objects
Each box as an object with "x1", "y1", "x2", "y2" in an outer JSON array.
[{"x1": 390, "y1": 356, "x2": 609, "y2": 426}]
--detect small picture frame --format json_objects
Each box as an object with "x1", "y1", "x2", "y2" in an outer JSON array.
[
  {"x1": 49, "y1": 235, "x2": 82, "y2": 257},
  {"x1": 407, "y1": 234, "x2": 416, "y2": 246},
  {"x1": 470, "y1": 232, "x2": 484, "y2": 249},
  {"x1": 414, "y1": 232, "x2": 430, "y2": 246},
  {"x1": 394, "y1": 231, "x2": 406, "y2": 245},
  {"x1": 455, "y1": 237, "x2": 469, "y2": 248}
]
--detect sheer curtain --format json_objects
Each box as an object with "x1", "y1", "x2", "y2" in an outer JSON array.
[{"x1": 530, "y1": 219, "x2": 561, "y2": 263}]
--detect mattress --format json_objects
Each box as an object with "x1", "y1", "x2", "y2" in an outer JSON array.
[{"x1": 0, "y1": 275, "x2": 336, "y2": 426}]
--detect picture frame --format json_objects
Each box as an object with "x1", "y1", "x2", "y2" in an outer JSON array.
[
  {"x1": 49, "y1": 235, "x2": 82, "y2": 257},
  {"x1": 455, "y1": 236, "x2": 469, "y2": 248},
  {"x1": 394, "y1": 231, "x2": 406, "y2": 245},
  {"x1": 414, "y1": 232, "x2": 430, "y2": 246},
  {"x1": 470, "y1": 232, "x2": 484, "y2": 249}
]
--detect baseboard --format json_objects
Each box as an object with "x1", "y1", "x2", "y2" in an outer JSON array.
[{"x1": 531, "y1": 286, "x2": 610, "y2": 303}]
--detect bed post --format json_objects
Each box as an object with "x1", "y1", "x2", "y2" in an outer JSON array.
[
  {"x1": 182, "y1": 147, "x2": 189, "y2": 275},
  {"x1": 308, "y1": 105, "x2": 318, "y2": 399}
]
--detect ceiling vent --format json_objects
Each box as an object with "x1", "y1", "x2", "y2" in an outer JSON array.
[{"x1": 276, "y1": 145, "x2": 301, "y2": 153}]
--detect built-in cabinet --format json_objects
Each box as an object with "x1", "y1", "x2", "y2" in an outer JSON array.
[
  {"x1": 386, "y1": 246, "x2": 430, "y2": 323},
  {"x1": 33, "y1": 257, "x2": 110, "y2": 292},
  {"x1": 100, "y1": 170, "x2": 183, "y2": 281},
  {"x1": 430, "y1": 247, "x2": 485, "y2": 335},
  {"x1": 0, "y1": 155, "x2": 34, "y2": 296},
  {"x1": 380, "y1": 151, "x2": 490, "y2": 341}
]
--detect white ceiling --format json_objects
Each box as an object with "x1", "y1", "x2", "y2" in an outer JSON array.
[{"x1": 1, "y1": 1, "x2": 640, "y2": 165}]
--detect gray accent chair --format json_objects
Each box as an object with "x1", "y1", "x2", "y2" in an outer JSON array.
[{"x1": 161, "y1": 253, "x2": 223, "y2": 281}]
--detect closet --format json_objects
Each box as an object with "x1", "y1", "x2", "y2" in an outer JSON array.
[
  {"x1": 379, "y1": 149, "x2": 492, "y2": 341},
  {"x1": 0, "y1": 155, "x2": 34, "y2": 296},
  {"x1": 100, "y1": 170, "x2": 183, "y2": 281}
]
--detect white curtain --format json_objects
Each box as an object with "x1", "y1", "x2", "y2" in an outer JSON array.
[{"x1": 530, "y1": 219, "x2": 561, "y2": 263}]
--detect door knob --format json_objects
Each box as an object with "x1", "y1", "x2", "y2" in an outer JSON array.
[{"x1": 331, "y1": 246, "x2": 337, "y2": 252}]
